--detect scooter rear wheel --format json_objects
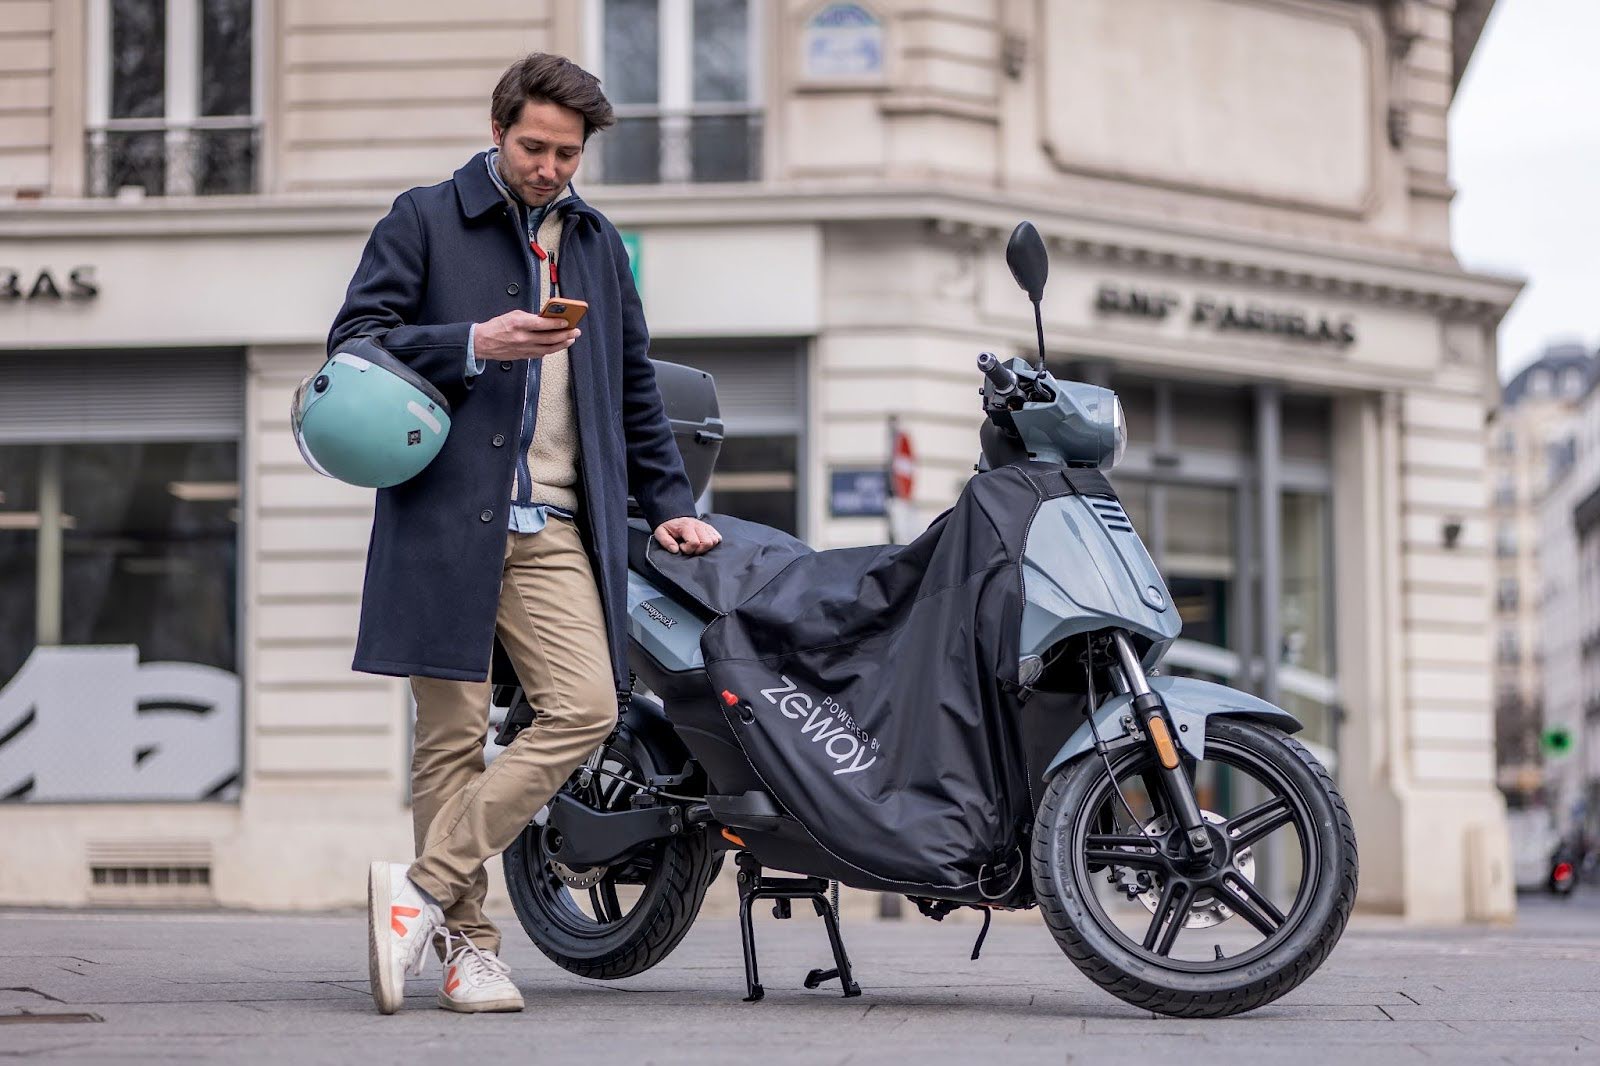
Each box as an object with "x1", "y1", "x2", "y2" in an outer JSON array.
[
  {"x1": 1032, "y1": 718, "x2": 1357, "y2": 1018},
  {"x1": 503, "y1": 725, "x2": 720, "y2": 980}
]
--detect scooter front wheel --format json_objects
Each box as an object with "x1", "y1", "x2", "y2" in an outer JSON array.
[{"x1": 1031, "y1": 718, "x2": 1357, "y2": 1018}]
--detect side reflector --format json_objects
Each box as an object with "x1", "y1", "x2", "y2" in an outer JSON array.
[
  {"x1": 721, "y1": 689, "x2": 739, "y2": 706},
  {"x1": 1147, "y1": 715, "x2": 1180, "y2": 770},
  {"x1": 721, "y1": 828, "x2": 746, "y2": 847}
]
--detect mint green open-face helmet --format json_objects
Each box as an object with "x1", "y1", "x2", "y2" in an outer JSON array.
[{"x1": 292, "y1": 336, "x2": 452, "y2": 488}]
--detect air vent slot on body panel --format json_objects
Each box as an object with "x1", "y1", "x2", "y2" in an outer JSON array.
[{"x1": 1088, "y1": 499, "x2": 1135, "y2": 534}]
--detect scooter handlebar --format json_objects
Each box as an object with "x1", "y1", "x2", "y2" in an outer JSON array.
[{"x1": 976, "y1": 352, "x2": 1017, "y2": 394}]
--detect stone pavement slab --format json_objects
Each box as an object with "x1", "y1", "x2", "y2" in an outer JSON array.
[{"x1": 0, "y1": 892, "x2": 1595, "y2": 1065}]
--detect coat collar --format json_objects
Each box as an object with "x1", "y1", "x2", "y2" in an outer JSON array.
[{"x1": 453, "y1": 151, "x2": 602, "y2": 232}]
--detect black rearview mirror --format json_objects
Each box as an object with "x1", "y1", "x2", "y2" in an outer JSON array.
[{"x1": 1006, "y1": 221, "x2": 1049, "y2": 304}]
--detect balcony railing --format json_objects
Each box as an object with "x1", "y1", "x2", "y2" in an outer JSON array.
[
  {"x1": 86, "y1": 120, "x2": 260, "y2": 198},
  {"x1": 594, "y1": 108, "x2": 763, "y2": 185}
]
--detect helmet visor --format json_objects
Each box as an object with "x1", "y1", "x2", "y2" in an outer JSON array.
[{"x1": 291, "y1": 374, "x2": 334, "y2": 479}]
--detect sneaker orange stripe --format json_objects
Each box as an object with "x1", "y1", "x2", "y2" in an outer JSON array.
[
  {"x1": 391, "y1": 904, "x2": 421, "y2": 936},
  {"x1": 444, "y1": 965, "x2": 461, "y2": 995}
]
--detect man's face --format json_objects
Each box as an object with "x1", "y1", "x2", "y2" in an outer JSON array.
[{"x1": 492, "y1": 99, "x2": 586, "y2": 207}]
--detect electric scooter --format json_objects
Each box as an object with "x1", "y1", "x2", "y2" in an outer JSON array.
[{"x1": 492, "y1": 223, "x2": 1358, "y2": 1018}]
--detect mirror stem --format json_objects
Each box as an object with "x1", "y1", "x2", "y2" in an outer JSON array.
[{"x1": 1032, "y1": 300, "x2": 1047, "y2": 372}]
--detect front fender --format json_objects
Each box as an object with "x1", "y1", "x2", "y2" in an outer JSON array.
[{"x1": 1042, "y1": 676, "x2": 1301, "y2": 780}]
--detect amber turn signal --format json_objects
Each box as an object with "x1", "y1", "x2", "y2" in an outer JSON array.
[{"x1": 1147, "y1": 715, "x2": 1180, "y2": 770}]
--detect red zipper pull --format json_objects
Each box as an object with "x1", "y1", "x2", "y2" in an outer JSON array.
[{"x1": 529, "y1": 240, "x2": 558, "y2": 292}]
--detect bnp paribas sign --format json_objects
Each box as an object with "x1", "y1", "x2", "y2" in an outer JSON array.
[
  {"x1": 0, "y1": 265, "x2": 99, "y2": 303},
  {"x1": 1094, "y1": 283, "x2": 1356, "y2": 348}
]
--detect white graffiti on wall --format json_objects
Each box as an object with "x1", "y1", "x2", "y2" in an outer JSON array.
[{"x1": 0, "y1": 645, "x2": 241, "y2": 802}]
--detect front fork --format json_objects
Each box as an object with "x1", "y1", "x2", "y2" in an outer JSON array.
[{"x1": 1109, "y1": 632, "x2": 1213, "y2": 858}]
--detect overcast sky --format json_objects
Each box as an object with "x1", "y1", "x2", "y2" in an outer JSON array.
[{"x1": 1450, "y1": 0, "x2": 1600, "y2": 380}]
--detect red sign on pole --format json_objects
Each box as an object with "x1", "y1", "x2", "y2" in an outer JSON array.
[{"x1": 890, "y1": 424, "x2": 915, "y2": 500}]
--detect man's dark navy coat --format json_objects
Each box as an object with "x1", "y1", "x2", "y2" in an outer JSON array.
[{"x1": 328, "y1": 152, "x2": 697, "y2": 695}]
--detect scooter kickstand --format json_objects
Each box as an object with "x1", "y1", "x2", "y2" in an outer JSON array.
[
  {"x1": 735, "y1": 853, "x2": 765, "y2": 1002},
  {"x1": 733, "y1": 852, "x2": 863, "y2": 1001}
]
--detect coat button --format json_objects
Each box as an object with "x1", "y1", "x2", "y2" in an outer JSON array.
[
  {"x1": 506, "y1": 283, "x2": 519, "y2": 296},
  {"x1": 479, "y1": 509, "x2": 494, "y2": 523},
  {"x1": 500, "y1": 361, "x2": 513, "y2": 371},
  {"x1": 492, "y1": 433, "x2": 505, "y2": 447}
]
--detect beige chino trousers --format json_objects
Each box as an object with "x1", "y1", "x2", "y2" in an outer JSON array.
[{"x1": 406, "y1": 516, "x2": 618, "y2": 953}]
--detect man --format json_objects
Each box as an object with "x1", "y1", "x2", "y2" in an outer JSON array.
[{"x1": 327, "y1": 53, "x2": 721, "y2": 1015}]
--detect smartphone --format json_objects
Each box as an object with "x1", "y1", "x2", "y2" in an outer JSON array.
[{"x1": 539, "y1": 297, "x2": 588, "y2": 329}]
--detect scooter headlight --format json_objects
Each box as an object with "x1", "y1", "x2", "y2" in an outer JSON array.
[{"x1": 1110, "y1": 396, "x2": 1127, "y2": 469}]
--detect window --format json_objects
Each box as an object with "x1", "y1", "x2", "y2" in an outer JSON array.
[
  {"x1": 593, "y1": 0, "x2": 763, "y2": 184},
  {"x1": 1497, "y1": 628, "x2": 1520, "y2": 664},
  {"x1": 1497, "y1": 427, "x2": 1516, "y2": 455},
  {"x1": 0, "y1": 352, "x2": 243, "y2": 804},
  {"x1": 648, "y1": 340, "x2": 803, "y2": 536},
  {"x1": 1494, "y1": 475, "x2": 1516, "y2": 508},
  {"x1": 1498, "y1": 577, "x2": 1520, "y2": 613},
  {"x1": 709, "y1": 435, "x2": 799, "y2": 534},
  {"x1": 87, "y1": 0, "x2": 259, "y2": 197},
  {"x1": 1496, "y1": 523, "x2": 1518, "y2": 558}
]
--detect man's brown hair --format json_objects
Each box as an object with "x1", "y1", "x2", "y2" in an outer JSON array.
[{"x1": 492, "y1": 53, "x2": 615, "y2": 140}]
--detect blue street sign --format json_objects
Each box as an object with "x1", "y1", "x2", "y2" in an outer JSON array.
[{"x1": 830, "y1": 468, "x2": 889, "y2": 518}]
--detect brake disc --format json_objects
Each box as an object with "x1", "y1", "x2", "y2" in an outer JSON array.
[
  {"x1": 549, "y1": 859, "x2": 608, "y2": 890},
  {"x1": 1126, "y1": 810, "x2": 1257, "y2": 930}
]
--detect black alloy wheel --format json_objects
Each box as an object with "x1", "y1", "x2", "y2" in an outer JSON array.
[
  {"x1": 503, "y1": 726, "x2": 720, "y2": 980},
  {"x1": 1033, "y1": 718, "x2": 1357, "y2": 1017}
]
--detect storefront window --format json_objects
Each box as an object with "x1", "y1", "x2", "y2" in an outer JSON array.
[
  {"x1": 0, "y1": 441, "x2": 241, "y2": 803},
  {"x1": 1280, "y1": 490, "x2": 1336, "y2": 749},
  {"x1": 1117, "y1": 482, "x2": 1235, "y2": 664},
  {"x1": 709, "y1": 434, "x2": 798, "y2": 536},
  {"x1": 650, "y1": 340, "x2": 804, "y2": 538}
]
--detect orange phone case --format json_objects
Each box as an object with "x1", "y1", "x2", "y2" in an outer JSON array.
[{"x1": 539, "y1": 297, "x2": 588, "y2": 328}]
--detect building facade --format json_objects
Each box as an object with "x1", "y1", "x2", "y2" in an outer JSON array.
[
  {"x1": 1488, "y1": 346, "x2": 1593, "y2": 804},
  {"x1": 2, "y1": 0, "x2": 1518, "y2": 921},
  {"x1": 1538, "y1": 366, "x2": 1600, "y2": 844}
]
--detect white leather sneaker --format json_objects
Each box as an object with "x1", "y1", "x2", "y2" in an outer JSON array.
[
  {"x1": 367, "y1": 861, "x2": 444, "y2": 1015},
  {"x1": 439, "y1": 934, "x2": 525, "y2": 1013}
]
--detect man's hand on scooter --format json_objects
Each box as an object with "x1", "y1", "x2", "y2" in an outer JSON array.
[{"x1": 654, "y1": 516, "x2": 722, "y2": 556}]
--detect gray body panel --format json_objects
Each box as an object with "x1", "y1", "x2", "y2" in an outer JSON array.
[
  {"x1": 1042, "y1": 675, "x2": 1303, "y2": 778},
  {"x1": 1007, "y1": 368, "x2": 1118, "y2": 467},
  {"x1": 1020, "y1": 494, "x2": 1181, "y2": 665},
  {"x1": 625, "y1": 569, "x2": 708, "y2": 672}
]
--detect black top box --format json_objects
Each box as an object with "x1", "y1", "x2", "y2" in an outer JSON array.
[{"x1": 648, "y1": 359, "x2": 724, "y2": 506}]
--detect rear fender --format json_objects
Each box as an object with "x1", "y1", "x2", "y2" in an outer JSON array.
[
  {"x1": 619, "y1": 692, "x2": 695, "y2": 780},
  {"x1": 1042, "y1": 676, "x2": 1301, "y2": 780}
]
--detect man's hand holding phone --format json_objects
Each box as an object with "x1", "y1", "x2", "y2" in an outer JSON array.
[{"x1": 473, "y1": 308, "x2": 582, "y2": 361}]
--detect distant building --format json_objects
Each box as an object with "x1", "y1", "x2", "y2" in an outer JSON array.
[
  {"x1": 1490, "y1": 345, "x2": 1594, "y2": 803},
  {"x1": 1538, "y1": 349, "x2": 1600, "y2": 836}
]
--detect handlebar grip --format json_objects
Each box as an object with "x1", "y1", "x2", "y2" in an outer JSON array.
[{"x1": 976, "y1": 352, "x2": 1017, "y2": 393}]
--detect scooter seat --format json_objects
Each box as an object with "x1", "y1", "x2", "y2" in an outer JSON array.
[{"x1": 627, "y1": 515, "x2": 814, "y2": 616}]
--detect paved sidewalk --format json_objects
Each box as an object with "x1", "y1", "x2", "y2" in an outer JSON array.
[{"x1": 1, "y1": 892, "x2": 1596, "y2": 1065}]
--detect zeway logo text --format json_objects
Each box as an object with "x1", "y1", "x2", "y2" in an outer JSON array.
[{"x1": 757, "y1": 676, "x2": 880, "y2": 777}]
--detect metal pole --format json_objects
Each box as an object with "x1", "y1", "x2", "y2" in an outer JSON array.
[
  {"x1": 886, "y1": 414, "x2": 898, "y2": 547},
  {"x1": 35, "y1": 445, "x2": 63, "y2": 646},
  {"x1": 1257, "y1": 386, "x2": 1282, "y2": 708}
]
